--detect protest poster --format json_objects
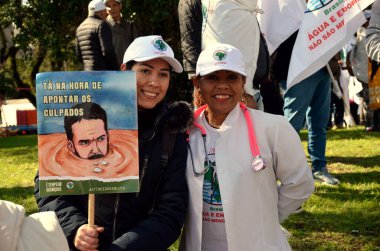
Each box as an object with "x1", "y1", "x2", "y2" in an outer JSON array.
[{"x1": 36, "y1": 71, "x2": 139, "y2": 196}]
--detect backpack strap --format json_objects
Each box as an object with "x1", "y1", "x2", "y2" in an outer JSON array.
[
  {"x1": 160, "y1": 129, "x2": 177, "y2": 168},
  {"x1": 148, "y1": 129, "x2": 177, "y2": 213}
]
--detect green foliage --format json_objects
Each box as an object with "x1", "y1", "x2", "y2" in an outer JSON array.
[
  {"x1": 0, "y1": 62, "x2": 18, "y2": 97},
  {"x1": 122, "y1": 0, "x2": 191, "y2": 103},
  {"x1": 0, "y1": 0, "x2": 192, "y2": 102},
  {"x1": 0, "y1": 0, "x2": 88, "y2": 102},
  {"x1": 1, "y1": 0, "x2": 85, "y2": 52}
]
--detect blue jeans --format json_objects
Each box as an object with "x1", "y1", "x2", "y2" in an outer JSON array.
[{"x1": 282, "y1": 69, "x2": 331, "y2": 172}]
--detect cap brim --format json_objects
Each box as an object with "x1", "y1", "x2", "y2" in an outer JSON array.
[
  {"x1": 134, "y1": 55, "x2": 183, "y2": 73},
  {"x1": 197, "y1": 65, "x2": 247, "y2": 77}
]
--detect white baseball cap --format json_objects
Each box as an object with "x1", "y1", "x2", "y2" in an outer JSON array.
[
  {"x1": 196, "y1": 43, "x2": 246, "y2": 77},
  {"x1": 88, "y1": 0, "x2": 107, "y2": 15},
  {"x1": 122, "y1": 35, "x2": 183, "y2": 73},
  {"x1": 104, "y1": 0, "x2": 121, "y2": 4}
]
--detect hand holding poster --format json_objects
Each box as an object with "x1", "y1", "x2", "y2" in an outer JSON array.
[
  {"x1": 36, "y1": 71, "x2": 139, "y2": 196},
  {"x1": 287, "y1": 0, "x2": 374, "y2": 89}
]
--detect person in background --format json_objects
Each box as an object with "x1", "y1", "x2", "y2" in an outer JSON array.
[
  {"x1": 178, "y1": 0, "x2": 204, "y2": 108},
  {"x1": 343, "y1": 10, "x2": 372, "y2": 131},
  {"x1": 365, "y1": 2, "x2": 380, "y2": 131},
  {"x1": 328, "y1": 52, "x2": 345, "y2": 130},
  {"x1": 180, "y1": 43, "x2": 314, "y2": 251},
  {"x1": 35, "y1": 35, "x2": 193, "y2": 251},
  {"x1": 76, "y1": 0, "x2": 119, "y2": 71},
  {"x1": 104, "y1": 0, "x2": 140, "y2": 66},
  {"x1": 273, "y1": 30, "x2": 340, "y2": 185},
  {"x1": 284, "y1": 67, "x2": 340, "y2": 185},
  {"x1": 178, "y1": 0, "x2": 202, "y2": 82},
  {"x1": 178, "y1": 0, "x2": 268, "y2": 110}
]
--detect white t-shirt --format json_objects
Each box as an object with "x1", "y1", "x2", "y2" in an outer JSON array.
[{"x1": 201, "y1": 116, "x2": 228, "y2": 251}]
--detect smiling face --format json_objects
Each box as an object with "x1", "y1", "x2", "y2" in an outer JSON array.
[
  {"x1": 195, "y1": 70, "x2": 245, "y2": 125},
  {"x1": 132, "y1": 58, "x2": 171, "y2": 110},
  {"x1": 68, "y1": 119, "x2": 109, "y2": 159}
]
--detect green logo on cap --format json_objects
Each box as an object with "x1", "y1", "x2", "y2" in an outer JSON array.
[
  {"x1": 153, "y1": 38, "x2": 167, "y2": 51},
  {"x1": 213, "y1": 50, "x2": 226, "y2": 61}
]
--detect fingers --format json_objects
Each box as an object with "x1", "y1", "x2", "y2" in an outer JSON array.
[
  {"x1": 95, "y1": 226, "x2": 105, "y2": 233},
  {"x1": 74, "y1": 224, "x2": 102, "y2": 251}
]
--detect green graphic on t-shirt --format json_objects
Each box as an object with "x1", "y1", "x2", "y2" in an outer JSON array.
[{"x1": 203, "y1": 161, "x2": 222, "y2": 205}]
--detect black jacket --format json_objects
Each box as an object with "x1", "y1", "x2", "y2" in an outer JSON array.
[
  {"x1": 76, "y1": 15, "x2": 119, "y2": 71},
  {"x1": 34, "y1": 101, "x2": 193, "y2": 251},
  {"x1": 271, "y1": 31, "x2": 298, "y2": 83},
  {"x1": 106, "y1": 15, "x2": 140, "y2": 66},
  {"x1": 178, "y1": 0, "x2": 202, "y2": 74}
]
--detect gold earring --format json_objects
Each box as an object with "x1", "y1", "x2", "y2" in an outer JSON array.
[{"x1": 241, "y1": 94, "x2": 247, "y2": 105}]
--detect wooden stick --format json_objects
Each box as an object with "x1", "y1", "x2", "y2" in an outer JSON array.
[{"x1": 88, "y1": 193, "x2": 95, "y2": 228}]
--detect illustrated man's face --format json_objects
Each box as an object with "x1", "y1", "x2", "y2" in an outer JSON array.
[{"x1": 68, "y1": 119, "x2": 109, "y2": 159}]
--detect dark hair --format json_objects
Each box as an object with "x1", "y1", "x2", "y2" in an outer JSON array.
[
  {"x1": 120, "y1": 60, "x2": 137, "y2": 71},
  {"x1": 64, "y1": 102, "x2": 108, "y2": 141},
  {"x1": 121, "y1": 60, "x2": 173, "y2": 71}
]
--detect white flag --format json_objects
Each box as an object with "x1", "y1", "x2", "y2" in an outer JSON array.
[
  {"x1": 287, "y1": 0, "x2": 374, "y2": 89},
  {"x1": 257, "y1": 0, "x2": 306, "y2": 55}
]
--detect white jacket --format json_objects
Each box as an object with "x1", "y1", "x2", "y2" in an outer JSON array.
[
  {"x1": 180, "y1": 105, "x2": 315, "y2": 251},
  {"x1": 0, "y1": 200, "x2": 69, "y2": 251}
]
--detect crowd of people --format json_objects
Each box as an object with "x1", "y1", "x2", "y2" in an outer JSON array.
[{"x1": 2, "y1": 0, "x2": 378, "y2": 250}]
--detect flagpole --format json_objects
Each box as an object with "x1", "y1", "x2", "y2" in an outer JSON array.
[{"x1": 88, "y1": 193, "x2": 95, "y2": 228}]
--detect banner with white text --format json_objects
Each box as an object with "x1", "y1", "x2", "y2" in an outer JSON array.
[{"x1": 287, "y1": 0, "x2": 374, "y2": 88}]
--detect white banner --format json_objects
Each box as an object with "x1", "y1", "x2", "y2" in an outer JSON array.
[
  {"x1": 257, "y1": 0, "x2": 306, "y2": 55},
  {"x1": 287, "y1": 0, "x2": 374, "y2": 89}
]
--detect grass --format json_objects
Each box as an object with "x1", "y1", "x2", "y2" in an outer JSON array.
[
  {"x1": 0, "y1": 135, "x2": 38, "y2": 212},
  {"x1": 287, "y1": 127, "x2": 380, "y2": 251},
  {"x1": 0, "y1": 127, "x2": 379, "y2": 250}
]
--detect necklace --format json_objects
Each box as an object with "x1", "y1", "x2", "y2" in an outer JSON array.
[{"x1": 204, "y1": 110, "x2": 222, "y2": 129}]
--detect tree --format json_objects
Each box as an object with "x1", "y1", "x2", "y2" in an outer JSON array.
[
  {"x1": 0, "y1": 0, "x2": 192, "y2": 105},
  {"x1": 0, "y1": 0, "x2": 87, "y2": 105},
  {"x1": 125, "y1": 0, "x2": 192, "y2": 103}
]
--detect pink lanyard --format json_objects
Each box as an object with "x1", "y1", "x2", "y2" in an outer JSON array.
[{"x1": 192, "y1": 102, "x2": 265, "y2": 172}]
